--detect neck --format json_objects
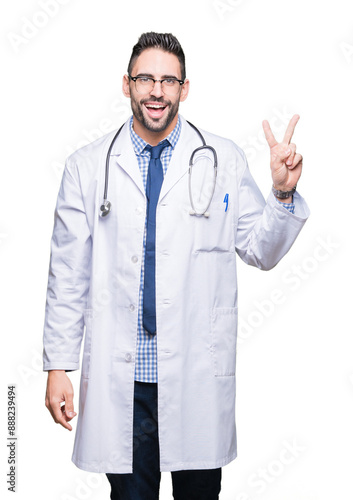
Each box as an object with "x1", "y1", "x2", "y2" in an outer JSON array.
[{"x1": 132, "y1": 114, "x2": 178, "y2": 146}]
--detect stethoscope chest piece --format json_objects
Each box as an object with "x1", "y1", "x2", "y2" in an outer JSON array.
[{"x1": 100, "y1": 200, "x2": 112, "y2": 217}]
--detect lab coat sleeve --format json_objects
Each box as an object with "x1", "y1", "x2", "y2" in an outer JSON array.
[
  {"x1": 234, "y1": 151, "x2": 310, "y2": 270},
  {"x1": 42, "y1": 158, "x2": 92, "y2": 371}
]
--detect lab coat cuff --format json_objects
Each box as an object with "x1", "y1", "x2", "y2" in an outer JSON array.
[
  {"x1": 267, "y1": 189, "x2": 310, "y2": 222},
  {"x1": 43, "y1": 362, "x2": 80, "y2": 372}
]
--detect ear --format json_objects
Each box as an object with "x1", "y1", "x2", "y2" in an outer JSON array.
[
  {"x1": 179, "y1": 79, "x2": 190, "y2": 103},
  {"x1": 122, "y1": 74, "x2": 131, "y2": 98}
]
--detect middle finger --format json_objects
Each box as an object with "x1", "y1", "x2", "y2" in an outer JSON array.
[{"x1": 283, "y1": 114, "x2": 300, "y2": 144}]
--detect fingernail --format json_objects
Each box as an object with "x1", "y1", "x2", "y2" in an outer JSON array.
[
  {"x1": 285, "y1": 149, "x2": 291, "y2": 155},
  {"x1": 68, "y1": 411, "x2": 75, "y2": 417}
]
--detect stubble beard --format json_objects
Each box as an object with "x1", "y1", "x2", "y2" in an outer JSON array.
[{"x1": 130, "y1": 94, "x2": 180, "y2": 134}]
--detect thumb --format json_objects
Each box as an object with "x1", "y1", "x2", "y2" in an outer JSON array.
[
  {"x1": 64, "y1": 394, "x2": 76, "y2": 420},
  {"x1": 271, "y1": 145, "x2": 291, "y2": 167},
  {"x1": 282, "y1": 146, "x2": 292, "y2": 160}
]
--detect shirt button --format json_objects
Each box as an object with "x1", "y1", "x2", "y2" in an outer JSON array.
[
  {"x1": 135, "y1": 207, "x2": 143, "y2": 215},
  {"x1": 125, "y1": 353, "x2": 132, "y2": 362},
  {"x1": 131, "y1": 255, "x2": 138, "y2": 263},
  {"x1": 129, "y1": 304, "x2": 135, "y2": 312}
]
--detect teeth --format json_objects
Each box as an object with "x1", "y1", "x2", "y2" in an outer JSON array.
[{"x1": 146, "y1": 104, "x2": 165, "y2": 109}]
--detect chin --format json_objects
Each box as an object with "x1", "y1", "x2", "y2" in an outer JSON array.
[
  {"x1": 145, "y1": 121, "x2": 169, "y2": 133},
  {"x1": 142, "y1": 114, "x2": 170, "y2": 133}
]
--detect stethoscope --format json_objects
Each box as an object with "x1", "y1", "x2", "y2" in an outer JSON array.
[{"x1": 100, "y1": 120, "x2": 218, "y2": 218}]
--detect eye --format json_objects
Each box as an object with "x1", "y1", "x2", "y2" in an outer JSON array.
[
  {"x1": 139, "y1": 77, "x2": 152, "y2": 84},
  {"x1": 163, "y1": 79, "x2": 177, "y2": 86}
]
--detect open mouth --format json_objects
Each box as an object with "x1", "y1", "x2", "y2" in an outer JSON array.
[{"x1": 144, "y1": 102, "x2": 168, "y2": 119}]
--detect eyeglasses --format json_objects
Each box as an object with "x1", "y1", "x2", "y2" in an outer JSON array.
[{"x1": 128, "y1": 75, "x2": 185, "y2": 96}]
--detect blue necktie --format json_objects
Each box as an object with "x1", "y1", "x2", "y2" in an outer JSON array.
[{"x1": 143, "y1": 139, "x2": 169, "y2": 335}]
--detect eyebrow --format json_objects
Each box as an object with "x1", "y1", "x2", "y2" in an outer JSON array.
[{"x1": 135, "y1": 73, "x2": 180, "y2": 80}]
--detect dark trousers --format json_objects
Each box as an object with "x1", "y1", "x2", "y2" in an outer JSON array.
[{"x1": 106, "y1": 381, "x2": 222, "y2": 500}]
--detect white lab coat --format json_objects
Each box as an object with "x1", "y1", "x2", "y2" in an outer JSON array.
[{"x1": 43, "y1": 115, "x2": 310, "y2": 473}]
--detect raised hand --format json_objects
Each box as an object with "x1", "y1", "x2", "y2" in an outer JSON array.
[{"x1": 262, "y1": 114, "x2": 303, "y2": 192}]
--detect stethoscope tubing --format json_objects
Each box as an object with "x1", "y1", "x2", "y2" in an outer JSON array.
[
  {"x1": 100, "y1": 120, "x2": 218, "y2": 218},
  {"x1": 103, "y1": 123, "x2": 124, "y2": 204}
]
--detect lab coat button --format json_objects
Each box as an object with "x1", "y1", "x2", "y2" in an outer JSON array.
[
  {"x1": 131, "y1": 255, "x2": 138, "y2": 263},
  {"x1": 125, "y1": 353, "x2": 132, "y2": 362},
  {"x1": 135, "y1": 207, "x2": 143, "y2": 215},
  {"x1": 129, "y1": 304, "x2": 135, "y2": 312}
]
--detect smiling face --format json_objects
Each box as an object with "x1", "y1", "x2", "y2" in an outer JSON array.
[{"x1": 122, "y1": 48, "x2": 189, "y2": 145}]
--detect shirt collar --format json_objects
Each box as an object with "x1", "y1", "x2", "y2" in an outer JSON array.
[{"x1": 129, "y1": 115, "x2": 181, "y2": 156}]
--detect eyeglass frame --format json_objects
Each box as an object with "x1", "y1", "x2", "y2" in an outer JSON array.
[{"x1": 128, "y1": 74, "x2": 185, "y2": 94}]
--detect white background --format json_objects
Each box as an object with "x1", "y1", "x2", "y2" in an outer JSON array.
[{"x1": 1, "y1": 0, "x2": 352, "y2": 498}]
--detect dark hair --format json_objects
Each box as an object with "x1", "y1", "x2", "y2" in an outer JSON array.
[{"x1": 127, "y1": 32, "x2": 186, "y2": 81}]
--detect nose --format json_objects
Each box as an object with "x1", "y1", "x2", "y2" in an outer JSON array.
[{"x1": 150, "y1": 80, "x2": 164, "y2": 98}]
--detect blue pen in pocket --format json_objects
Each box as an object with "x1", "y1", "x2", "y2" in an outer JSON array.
[{"x1": 223, "y1": 194, "x2": 229, "y2": 212}]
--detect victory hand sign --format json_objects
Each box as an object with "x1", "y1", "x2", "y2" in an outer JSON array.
[{"x1": 262, "y1": 114, "x2": 303, "y2": 203}]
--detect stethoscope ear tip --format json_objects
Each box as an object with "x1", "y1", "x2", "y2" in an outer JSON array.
[{"x1": 189, "y1": 209, "x2": 196, "y2": 216}]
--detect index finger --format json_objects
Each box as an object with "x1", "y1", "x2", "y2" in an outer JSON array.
[
  {"x1": 283, "y1": 114, "x2": 300, "y2": 144},
  {"x1": 47, "y1": 399, "x2": 73, "y2": 430},
  {"x1": 54, "y1": 403, "x2": 73, "y2": 431},
  {"x1": 262, "y1": 119, "x2": 278, "y2": 148}
]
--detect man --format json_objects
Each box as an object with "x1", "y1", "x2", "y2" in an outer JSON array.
[{"x1": 43, "y1": 32, "x2": 310, "y2": 500}]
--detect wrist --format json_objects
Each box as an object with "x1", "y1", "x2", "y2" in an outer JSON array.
[
  {"x1": 272, "y1": 184, "x2": 296, "y2": 202},
  {"x1": 276, "y1": 195, "x2": 293, "y2": 203}
]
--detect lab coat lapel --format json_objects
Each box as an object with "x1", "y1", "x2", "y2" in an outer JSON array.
[
  {"x1": 111, "y1": 121, "x2": 145, "y2": 197},
  {"x1": 109, "y1": 116, "x2": 199, "y2": 201},
  {"x1": 159, "y1": 116, "x2": 199, "y2": 203}
]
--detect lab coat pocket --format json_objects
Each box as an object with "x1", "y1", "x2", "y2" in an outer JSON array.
[
  {"x1": 81, "y1": 308, "x2": 93, "y2": 379},
  {"x1": 193, "y1": 204, "x2": 234, "y2": 253},
  {"x1": 210, "y1": 307, "x2": 237, "y2": 376}
]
